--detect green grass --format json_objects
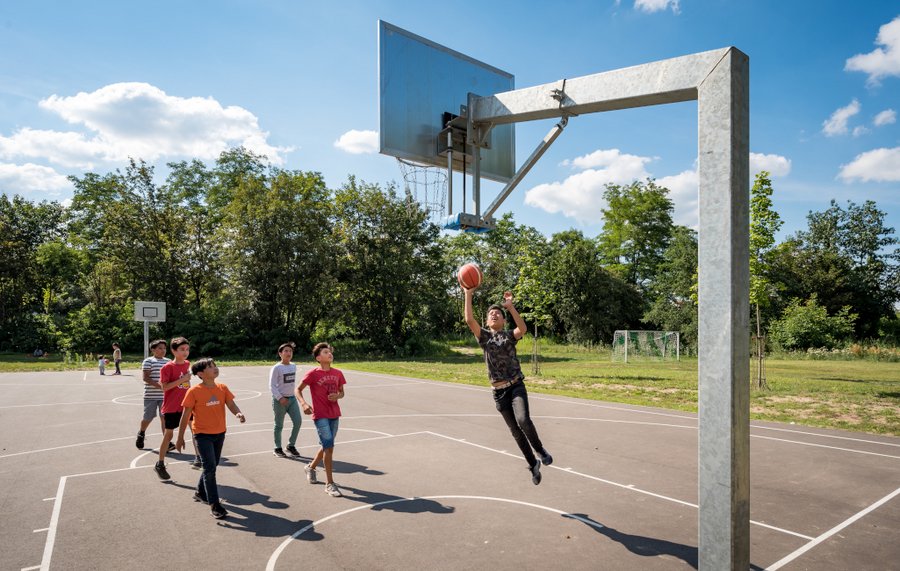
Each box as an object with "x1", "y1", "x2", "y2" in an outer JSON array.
[{"x1": 3, "y1": 340, "x2": 899, "y2": 436}]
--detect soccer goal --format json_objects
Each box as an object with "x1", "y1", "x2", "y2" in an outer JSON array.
[{"x1": 612, "y1": 330, "x2": 680, "y2": 363}]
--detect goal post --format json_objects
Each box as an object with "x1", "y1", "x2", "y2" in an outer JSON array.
[{"x1": 612, "y1": 330, "x2": 680, "y2": 363}]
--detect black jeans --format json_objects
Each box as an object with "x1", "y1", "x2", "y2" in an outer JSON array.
[
  {"x1": 493, "y1": 382, "x2": 544, "y2": 467},
  {"x1": 195, "y1": 432, "x2": 225, "y2": 505},
  {"x1": 114, "y1": 359, "x2": 121, "y2": 374}
]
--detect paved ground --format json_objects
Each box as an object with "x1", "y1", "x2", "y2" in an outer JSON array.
[{"x1": 1, "y1": 365, "x2": 898, "y2": 570}]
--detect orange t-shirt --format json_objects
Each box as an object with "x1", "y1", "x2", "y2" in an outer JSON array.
[{"x1": 181, "y1": 383, "x2": 234, "y2": 434}]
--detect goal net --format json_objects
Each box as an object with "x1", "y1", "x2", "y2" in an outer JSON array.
[{"x1": 612, "y1": 330, "x2": 680, "y2": 362}]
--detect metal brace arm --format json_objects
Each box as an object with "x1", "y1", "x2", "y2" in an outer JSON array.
[{"x1": 483, "y1": 116, "x2": 568, "y2": 220}]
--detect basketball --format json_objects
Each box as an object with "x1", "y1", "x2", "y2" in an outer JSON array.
[{"x1": 457, "y1": 262, "x2": 483, "y2": 289}]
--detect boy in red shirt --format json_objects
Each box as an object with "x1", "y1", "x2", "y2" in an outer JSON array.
[
  {"x1": 177, "y1": 358, "x2": 246, "y2": 519},
  {"x1": 296, "y1": 342, "x2": 346, "y2": 497},
  {"x1": 155, "y1": 337, "x2": 193, "y2": 480}
]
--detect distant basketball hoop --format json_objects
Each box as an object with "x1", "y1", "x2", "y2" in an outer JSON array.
[{"x1": 396, "y1": 157, "x2": 448, "y2": 225}]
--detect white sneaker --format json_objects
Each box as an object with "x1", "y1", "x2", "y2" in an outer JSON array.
[
  {"x1": 325, "y1": 482, "x2": 343, "y2": 497},
  {"x1": 305, "y1": 464, "x2": 318, "y2": 484}
]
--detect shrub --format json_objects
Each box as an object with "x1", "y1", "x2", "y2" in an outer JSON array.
[{"x1": 769, "y1": 294, "x2": 856, "y2": 351}]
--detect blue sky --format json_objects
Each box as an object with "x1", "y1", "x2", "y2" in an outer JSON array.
[{"x1": 1, "y1": 1, "x2": 898, "y2": 240}]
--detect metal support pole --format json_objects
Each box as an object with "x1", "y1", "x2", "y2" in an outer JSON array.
[
  {"x1": 447, "y1": 130, "x2": 453, "y2": 215},
  {"x1": 143, "y1": 320, "x2": 149, "y2": 359}
]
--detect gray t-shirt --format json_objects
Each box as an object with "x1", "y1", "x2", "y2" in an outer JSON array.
[
  {"x1": 478, "y1": 328, "x2": 524, "y2": 383},
  {"x1": 269, "y1": 362, "x2": 297, "y2": 399}
]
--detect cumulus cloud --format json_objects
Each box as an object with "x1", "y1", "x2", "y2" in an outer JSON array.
[
  {"x1": 874, "y1": 109, "x2": 896, "y2": 127},
  {"x1": 0, "y1": 82, "x2": 290, "y2": 168},
  {"x1": 334, "y1": 129, "x2": 378, "y2": 154},
  {"x1": 750, "y1": 152, "x2": 792, "y2": 177},
  {"x1": 822, "y1": 99, "x2": 861, "y2": 136},
  {"x1": 634, "y1": 0, "x2": 680, "y2": 14},
  {"x1": 845, "y1": 16, "x2": 900, "y2": 86},
  {"x1": 527, "y1": 149, "x2": 790, "y2": 228},
  {"x1": 838, "y1": 147, "x2": 900, "y2": 182},
  {"x1": 0, "y1": 162, "x2": 71, "y2": 194}
]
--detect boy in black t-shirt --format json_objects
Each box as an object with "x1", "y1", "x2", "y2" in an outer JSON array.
[{"x1": 464, "y1": 288, "x2": 552, "y2": 485}]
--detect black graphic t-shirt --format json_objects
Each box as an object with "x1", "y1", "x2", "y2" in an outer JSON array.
[{"x1": 478, "y1": 328, "x2": 524, "y2": 383}]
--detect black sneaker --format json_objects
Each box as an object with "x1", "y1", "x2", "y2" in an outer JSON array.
[
  {"x1": 167, "y1": 442, "x2": 176, "y2": 452},
  {"x1": 135, "y1": 432, "x2": 145, "y2": 449},
  {"x1": 286, "y1": 445, "x2": 300, "y2": 457},
  {"x1": 539, "y1": 450, "x2": 553, "y2": 466},
  {"x1": 530, "y1": 461, "x2": 542, "y2": 485},
  {"x1": 210, "y1": 502, "x2": 228, "y2": 519},
  {"x1": 273, "y1": 448, "x2": 287, "y2": 458},
  {"x1": 192, "y1": 492, "x2": 208, "y2": 504},
  {"x1": 191, "y1": 458, "x2": 202, "y2": 470},
  {"x1": 154, "y1": 462, "x2": 171, "y2": 480}
]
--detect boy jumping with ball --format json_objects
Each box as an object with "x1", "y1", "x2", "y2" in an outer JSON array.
[{"x1": 464, "y1": 288, "x2": 552, "y2": 485}]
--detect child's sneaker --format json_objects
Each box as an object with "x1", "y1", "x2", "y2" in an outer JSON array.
[
  {"x1": 530, "y1": 461, "x2": 542, "y2": 485},
  {"x1": 154, "y1": 461, "x2": 170, "y2": 480},
  {"x1": 191, "y1": 458, "x2": 203, "y2": 470},
  {"x1": 210, "y1": 502, "x2": 228, "y2": 519},
  {"x1": 305, "y1": 464, "x2": 318, "y2": 484},
  {"x1": 167, "y1": 442, "x2": 176, "y2": 452},
  {"x1": 135, "y1": 432, "x2": 145, "y2": 449},
  {"x1": 273, "y1": 448, "x2": 287, "y2": 458},
  {"x1": 539, "y1": 450, "x2": 553, "y2": 466},
  {"x1": 192, "y1": 492, "x2": 208, "y2": 504},
  {"x1": 325, "y1": 483, "x2": 343, "y2": 497},
  {"x1": 286, "y1": 445, "x2": 301, "y2": 457}
]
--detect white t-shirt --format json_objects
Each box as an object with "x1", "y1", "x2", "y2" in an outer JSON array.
[{"x1": 269, "y1": 362, "x2": 297, "y2": 399}]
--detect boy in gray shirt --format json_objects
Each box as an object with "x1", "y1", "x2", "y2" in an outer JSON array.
[{"x1": 270, "y1": 342, "x2": 303, "y2": 458}]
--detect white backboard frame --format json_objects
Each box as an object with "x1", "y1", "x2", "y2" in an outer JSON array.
[{"x1": 134, "y1": 301, "x2": 166, "y2": 323}]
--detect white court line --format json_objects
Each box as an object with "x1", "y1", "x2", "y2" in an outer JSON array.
[
  {"x1": 82, "y1": 372, "x2": 86, "y2": 381},
  {"x1": 766, "y1": 486, "x2": 900, "y2": 570},
  {"x1": 33, "y1": 528, "x2": 48, "y2": 533},
  {"x1": 21, "y1": 566, "x2": 40, "y2": 571},
  {"x1": 751, "y1": 434, "x2": 900, "y2": 460},
  {"x1": 424, "y1": 430, "x2": 815, "y2": 541},
  {"x1": 345, "y1": 369, "x2": 900, "y2": 449},
  {"x1": 40, "y1": 476, "x2": 66, "y2": 571},
  {"x1": 0, "y1": 399, "x2": 111, "y2": 410},
  {"x1": 266, "y1": 495, "x2": 607, "y2": 570},
  {"x1": 42, "y1": 497, "x2": 54, "y2": 501}
]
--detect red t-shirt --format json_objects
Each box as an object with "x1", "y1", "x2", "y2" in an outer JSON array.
[
  {"x1": 300, "y1": 367, "x2": 346, "y2": 420},
  {"x1": 160, "y1": 361, "x2": 191, "y2": 414},
  {"x1": 182, "y1": 383, "x2": 234, "y2": 434}
]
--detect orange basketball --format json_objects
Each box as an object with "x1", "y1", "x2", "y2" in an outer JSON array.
[{"x1": 457, "y1": 262, "x2": 483, "y2": 289}]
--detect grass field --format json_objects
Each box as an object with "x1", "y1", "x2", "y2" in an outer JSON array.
[{"x1": 3, "y1": 340, "x2": 898, "y2": 436}]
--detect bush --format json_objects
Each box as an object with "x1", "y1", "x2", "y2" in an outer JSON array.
[{"x1": 769, "y1": 294, "x2": 857, "y2": 351}]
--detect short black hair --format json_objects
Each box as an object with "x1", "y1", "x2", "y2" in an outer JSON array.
[
  {"x1": 487, "y1": 304, "x2": 507, "y2": 319},
  {"x1": 170, "y1": 337, "x2": 190, "y2": 351},
  {"x1": 191, "y1": 357, "x2": 215, "y2": 376},
  {"x1": 312, "y1": 342, "x2": 332, "y2": 358},
  {"x1": 278, "y1": 342, "x2": 296, "y2": 354},
  {"x1": 149, "y1": 339, "x2": 167, "y2": 350}
]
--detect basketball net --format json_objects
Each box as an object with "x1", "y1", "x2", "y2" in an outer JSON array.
[{"x1": 396, "y1": 157, "x2": 448, "y2": 224}]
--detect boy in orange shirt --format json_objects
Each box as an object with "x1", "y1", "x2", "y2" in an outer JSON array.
[{"x1": 176, "y1": 358, "x2": 246, "y2": 519}]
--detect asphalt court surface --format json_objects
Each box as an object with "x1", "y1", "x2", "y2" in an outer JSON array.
[{"x1": 1, "y1": 366, "x2": 898, "y2": 570}]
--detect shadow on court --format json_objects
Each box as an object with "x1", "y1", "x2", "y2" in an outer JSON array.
[
  {"x1": 340, "y1": 485, "x2": 455, "y2": 515},
  {"x1": 331, "y1": 460, "x2": 385, "y2": 476}
]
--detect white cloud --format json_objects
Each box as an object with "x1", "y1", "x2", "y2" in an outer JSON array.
[
  {"x1": 750, "y1": 152, "x2": 791, "y2": 177},
  {"x1": 0, "y1": 82, "x2": 290, "y2": 168},
  {"x1": 527, "y1": 149, "x2": 790, "y2": 228},
  {"x1": 838, "y1": 147, "x2": 900, "y2": 182},
  {"x1": 0, "y1": 162, "x2": 71, "y2": 194},
  {"x1": 634, "y1": 0, "x2": 680, "y2": 14},
  {"x1": 333, "y1": 129, "x2": 378, "y2": 154},
  {"x1": 852, "y1": 125, "x2": 870, "y2": 137},
  {"x1": 874, "y1": 109, "x2": 896, "y2": 126},
  {"x1": 822, "y1": 99, "x2": 860, "y2": 136},
  {"x1": 845, "y1": 16, "x2": 900, "y2": 86}
]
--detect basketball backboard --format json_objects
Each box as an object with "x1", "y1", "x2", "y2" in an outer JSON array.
[
  {"x1": 134, "y1": 301, "x2": 166, "y2": 322},
  {"x1": 378, "y1": 20, "x2": 515, "y2": 182}
]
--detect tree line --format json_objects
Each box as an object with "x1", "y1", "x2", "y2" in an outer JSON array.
[{"x1": 1, "y1": 148, "x2": 898, "y2": 356}]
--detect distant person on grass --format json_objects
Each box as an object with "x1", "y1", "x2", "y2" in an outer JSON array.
[
  {"x1": 98, "y1": 355, "x2": 107, "y2": 375},
  {"x1": 112, "y1": 342, "x2": 122, "y2": 375},
  {"x1": 136, "y1": 339, "x2": 168, "y2": 450},
  {"x1": 155, "y1": 336, "x2": 198, "y2": 479},
  {"x1": 463, "y1": 288, "x2": 552, "y2": 485},
  {"x1": 177, "y1": 358, "x2": 246, "y2": 519},
  {"x1": 270, "y1": 342, "x2": 303, "y2": 459},
  {"x1": 296, "y1": 342, "x2": 346, "y2": 498}
]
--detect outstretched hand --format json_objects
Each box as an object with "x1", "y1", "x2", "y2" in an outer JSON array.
[{"x1": 501, "y1": 291, "x2": 514, "y2": 309}]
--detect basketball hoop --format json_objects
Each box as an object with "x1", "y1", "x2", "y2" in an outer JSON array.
[{"x1": 396, "y1": 157, "x2": 447, "y2": 224}]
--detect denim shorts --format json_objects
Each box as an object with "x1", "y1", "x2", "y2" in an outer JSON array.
[{"x1": 313, "y1": 417, "x2": 340, "y2": 449}]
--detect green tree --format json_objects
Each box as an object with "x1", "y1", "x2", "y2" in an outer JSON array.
[
  {"x1": 597, "y1": 179, "x2": 674, "y2": 290},
  {"x1": 643, "y1": 226, "x2": 698, "y2": 350},
  {"x1": 769, "y1": 294, "x2": 856, "y2": 351},
  {"x1": 749, "y1": 171, "x2": 783, "y2": 388}
]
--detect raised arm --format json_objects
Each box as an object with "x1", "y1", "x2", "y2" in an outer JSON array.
[
  {"x1": 502, "y1": 292, "x2": 527, "y2": 340},
  {"x1": 463, "y1": 288, "x2": 482, "y2": 339}
]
